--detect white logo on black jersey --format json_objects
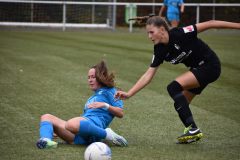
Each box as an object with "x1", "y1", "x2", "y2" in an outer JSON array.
[
  {"x1": 198, "y1": 60, "x2": 205, "y2": 66},
  {"x1": 170, "y1": 50, "x2": 192, "y2": 64},
  {"x1": 174, "y1": 44, "x2": 180, "y2": 50},
  {"x1": 151, "y1": 55, "x2": 155, "y2": 63}
]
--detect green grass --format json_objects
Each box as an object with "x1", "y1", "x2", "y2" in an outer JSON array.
[{"x1": 0, "y1": 28, "x2": 240, "y2": 160}]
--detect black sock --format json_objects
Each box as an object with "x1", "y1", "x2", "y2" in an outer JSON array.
[
  {"x1": 174, "y1": 95, "x2": 197, "y2": 128},
  {"x1": 168, "y1": 81, "x2": 198, "y2": 128},
  {"x1": 185, "y1": 116, "x2": 197, "y2": 128}
]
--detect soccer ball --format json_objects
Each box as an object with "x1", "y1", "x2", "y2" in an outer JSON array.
[{"x1": 84, "y1": 142, "x2": 112, "y2": 160}]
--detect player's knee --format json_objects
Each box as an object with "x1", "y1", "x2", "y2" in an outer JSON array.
[
  {"x1": 65, "y1": 120, "x2": 79, "y2": 134},
  {"x1": 40, "y1": 113, "x2": 54, "y2": 122},
  {"x1": 167, "y1": 81, "x2": 183, "y2": 98}
]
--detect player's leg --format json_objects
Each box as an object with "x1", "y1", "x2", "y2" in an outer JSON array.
[
  {"x1": 168, "y1": 13, "x2": 180, "y2": 27},
  {"x1": 66, "y1": 117, "x2": 127, "y2": 146},
  {"x1": 179, "y1": 60, "x2": 221, "y2": 129},
  {"x1": 171, "y1": 20, "x2": 179, "y2": 28},
  {"x1": 167, "y1": 71, "x2": 203, "y2": 143},
  {"x1": 69, "y1": 117, "x2": 128, "y2": 146},
  {"x1": 177, "y1": 90, "x2": 203, "y2": 144},
  {"x1": 37, "y1": 114, "x2": 75, "y2": 149},
  {"x1": 174, "y1": 90, "x2": 196, "y2": 128},
  {"x1": 168, "y1": 71, "x2": 199, "y2": 128},
  {"x1": 176, "y1": 65, "x2": 220, "y2": 143},
  {"x1": 171, "y1": 62, "x2": 221, "y2": 143},
  {"x1": 182, "y1": 90, "x2": 196, "y2": 103},
  {"x1": 170, "y1": 55, "x2": 221, "y2": 143},
  {"x1": 66, "y1": 117, "x2": 106, "y2": 139}
]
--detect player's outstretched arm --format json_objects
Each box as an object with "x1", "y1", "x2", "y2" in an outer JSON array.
[
  {"x1": 115, "y1": 67, "x2": 159, "y2": 100},
  {"x1": 196, "y1": 20, "x2": 240, "y2": 33}
]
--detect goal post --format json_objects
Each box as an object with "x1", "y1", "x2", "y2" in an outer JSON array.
[
  {"x1": 0, "y1": 1, "x2": 239, "y2": 31},
  {"x1": 0, "y1": 0, "x2": 116, "y2": 30}
]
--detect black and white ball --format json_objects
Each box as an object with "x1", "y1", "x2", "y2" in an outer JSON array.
[{"x1": 84, "y1": 142, "x2": 112, "y2": 160}]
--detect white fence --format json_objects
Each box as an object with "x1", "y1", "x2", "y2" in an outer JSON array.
[{"x1": 0, "y1": 0, "x2": 239, "y2": 31}]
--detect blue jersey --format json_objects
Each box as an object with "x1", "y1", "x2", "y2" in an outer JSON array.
[
  {"x1": 164, "y1": 0, "x2": 183, "y2": 14},
  {"x1": 82, "y1": 87, "x2": 123, "y2": 128}
]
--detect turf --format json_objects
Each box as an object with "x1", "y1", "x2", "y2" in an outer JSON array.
[{"x1": 0, "y1": 28, "x2": 240, "y2": 160}]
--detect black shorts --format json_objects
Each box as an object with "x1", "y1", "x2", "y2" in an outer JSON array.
[{"x1": 188, "y1": 55, "x2": 221, "y2": 95}]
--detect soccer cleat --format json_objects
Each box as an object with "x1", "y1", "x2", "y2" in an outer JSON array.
[
  {"x1": 177, "y1": 128, "x2": 203, "y2": 144},
  {"x1": 105, "y1": 128, "x2": 128, "y2": 147},
  {"x1": 36, "y1": 138, "x2": 58, "y2": 149}
]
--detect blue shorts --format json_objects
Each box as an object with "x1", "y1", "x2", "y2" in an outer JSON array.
[
  {"x1": 73, "y1": 115, "x2": 105, "y2": 145},
  {"x1": 74, "y1": 133, "x2": 101, "y2": 145},
  {"x1": 167, "y1": 12, "x2": 180, "y2": 21}
]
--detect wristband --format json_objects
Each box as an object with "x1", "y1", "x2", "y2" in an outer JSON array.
[{"x1": 104, "y1": 103, "x2": 110, "y2": 110}]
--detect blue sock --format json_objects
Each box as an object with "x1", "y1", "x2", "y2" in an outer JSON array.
[
  {"x1": 79, "y1": 120, "x2": 106, "y2": 139},
  {"x1": 39, "y1": 121, "x2": 53, "y2": 140}
]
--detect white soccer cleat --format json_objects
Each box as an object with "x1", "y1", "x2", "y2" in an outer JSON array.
[{"x1": 105, "y1": 128, "x2": 128, "y2": 147}]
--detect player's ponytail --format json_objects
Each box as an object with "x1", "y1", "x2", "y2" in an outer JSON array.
[
  {"x1": 128, "y1": 13, "x2": 155, "y2": 25},
  {"x1": 129, "y1": 14, "x2": 170, "y2": 32}
]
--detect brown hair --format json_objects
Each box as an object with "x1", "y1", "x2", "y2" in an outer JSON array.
[
  {"x1": 129, "y1": 14, "x2": 170, "y2": 32},
  {"x1": 146, "y1": 16, "x2": 170, "y2": 32},
  {"x1": 91, "y1": 60, "x2": 115, "y2": 88}
]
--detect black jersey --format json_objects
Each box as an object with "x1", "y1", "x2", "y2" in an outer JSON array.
[{"x1": 150, "y1": 25, "x2": 218, "y2": 68}]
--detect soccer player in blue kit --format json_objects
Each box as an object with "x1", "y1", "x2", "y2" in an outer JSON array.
[
  {"x1": 159, "y1": 0, "x2": 184, "y2": 27},
  {"x1": 115, "y1": 16, "x2": 240, "y2": 144},
  {"x1": 36, "y1": 61, "x2": 128, "y2": 149}
]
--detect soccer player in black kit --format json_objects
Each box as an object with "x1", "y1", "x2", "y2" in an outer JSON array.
[{"x1": 115, "y1": 16, "x2": 240, "y2": 144}]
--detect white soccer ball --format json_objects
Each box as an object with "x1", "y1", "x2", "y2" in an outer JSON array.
[{"x1": 84, "y1": 142, "x2": 112, "y2": 160}]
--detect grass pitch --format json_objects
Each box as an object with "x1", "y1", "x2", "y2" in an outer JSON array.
[{"x1": 0, "y1": 28, "x2": 240, "y2": 160}]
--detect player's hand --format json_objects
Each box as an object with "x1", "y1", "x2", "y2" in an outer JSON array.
[
  {"x1": 115, "y1": 91, "x2": 129, "y2": 100},
  {"x1": 88, "y1": 102, "x2": 105, "y2": 109}
]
